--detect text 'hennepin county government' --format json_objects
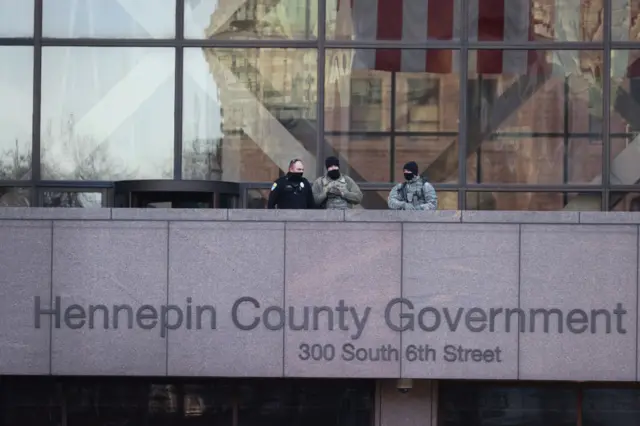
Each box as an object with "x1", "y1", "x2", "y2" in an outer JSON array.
[{"x1": 34, "y1": 296, "x2": 628, "y2": 338}]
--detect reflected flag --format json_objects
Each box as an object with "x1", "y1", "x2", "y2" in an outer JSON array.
[{"x1": 333, "y1": 0, "x2": 611, "y2": 76}]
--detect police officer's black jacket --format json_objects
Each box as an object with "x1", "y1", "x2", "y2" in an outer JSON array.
[{"x1": 267, "y1": 173, "x2": 315, "y2": 209}]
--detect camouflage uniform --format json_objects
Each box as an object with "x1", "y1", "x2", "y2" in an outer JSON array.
[
  {"x1": 312, "y1": 174, "x2": 363, "y2": 210},
  {"x1": 387, "y1": 176, "x2": 438, "y2": 210}
]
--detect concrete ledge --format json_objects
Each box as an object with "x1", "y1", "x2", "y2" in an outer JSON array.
[
  {"x1": 3, "y1": 208, "x2": 640, "y2": 225},
  {"x1": 111, "y1": 208, "x2": 228, "y2": 221},
  {"x1": 228, "y1": 209, "x2": 345, "y2": 222},
  {"x1": 345, "y1": 209, "x2": 461, "y2": 222},
  {"x1": 461, "y1": 210, "x2": 580, "y2": 224},
  {"x1": 0, "y1": 207, "x2": 111, "y2": 220},
  {"x1": 579, "y1": 212, "x2": 640, "y2": 224}
]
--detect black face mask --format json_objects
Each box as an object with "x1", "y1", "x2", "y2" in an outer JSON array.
[
  {"x1": 287, "y1": 172, "x2": 303, "y2": 182},
  {"x1": 327, "y1": 169, "x2": 340, "y2": 180},
  {"x1": 404, "y1": 172, "x2": 414, "y2": 181}
]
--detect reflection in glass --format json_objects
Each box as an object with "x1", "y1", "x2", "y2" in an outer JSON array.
[
  {"x1": 325, "y1": 48, "x2": 460, "y2": 184},
  {"x1": 41, "y1": 46, "x2": 175, "y2": 181},
  {"x1": 0, "y1": 47, "x2": 33, "y2": 180},
  {"x1": 611, "y1": 192, "x2": 640, "y2": 211},
  {"x1": 439, "y1": 383, "x2": 578, "y2": 426},
  {"x1": 0, "y1": 187, "x2": 30, "y2": 206},
  {"x1": 1, "y1": 377, "x2": 61, "y2": 426},
  {"x1": 466, "y1": 191, "x2": 601, "y2": 211},
  {"x1": 583, "y1": 388, "x2": 640, "y2": 426},
  {"x1": 362, "y1": 190, "x2": 457, "y2": 210},
  {"x1": 327, "y1": 136, "x2": 389, "y2": 182},
  {"x1": 610, "y1": 51, "x2": 640, "y2": 187},
  {"x1": 246, "y1": 189, "x2": 269, "y2": 208},
  {"x1": 467, "y1": 50, "x2": 603, "y2": 186},
  {"x1": 470, "y1": 0, "x2": 602, "y2": 43},
  {"x1": 42, "y1": 191, "x2": 102, "y2": 208},
  {"x1": 327, "y1": 0, "x2": 602, "y2": 43},
  {"x1": 326, "y1": 0, "x2": 459, "y2": 41},
  {"x1": 185, "y1": 0, "x2": 317, "y2": 40},
  {"x1": 613, "y1": 1, "x2": 640, "y2": 42},
  {"x1": 0, "y1": 0, "x2": 34, "y2": 36},
  {"x1": 236, "y1": 379, "x2": 373, "y2": 426},
  {"x1": 43, "y1": 0, "x2": 175, "y2": 38},
  {"x1": 183, "y1": 47, "x2": 317, "y2": 182}
]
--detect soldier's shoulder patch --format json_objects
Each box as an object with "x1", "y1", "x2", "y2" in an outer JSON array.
[{"x1": 271, "y1": 182, "x2": 277, "y2": 191}]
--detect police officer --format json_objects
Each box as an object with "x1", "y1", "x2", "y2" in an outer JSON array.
[
  {"x1": 312, "y1": 156, "x2": 363, "y2": 209},
  {"x1": 267, "y1": 158, "x2": 316, "y2": 209},
  {"x1": 388, "y1": 161, "x2": 438, "y2": 210}
]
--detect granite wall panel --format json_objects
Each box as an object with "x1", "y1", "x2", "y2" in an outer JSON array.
[
  {"x1": 284, "y1": 222, "x2": 402, "y2": 377},
  {"x1": 519, "y1": 224, "x2": 637, "y2": 381},
  {"x1": 51, "y1": 221, "x2": 168, "y2": 375},
  {"x1": 0, "y1": 220, "x2": 52, "y2": 374},
  {"x1": 167, "y1": 221, "x2": 285, "y2": 377},
  {"x1": 401, "y1": 224, "x2": 520, "y2": 379}
]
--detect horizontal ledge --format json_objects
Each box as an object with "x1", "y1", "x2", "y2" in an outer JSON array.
[{"x1": 1, "y1": 209, "x2": 640, "y2": 224}]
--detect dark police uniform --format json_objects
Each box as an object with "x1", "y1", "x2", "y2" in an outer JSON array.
[{"x1": 267, "y1": 173, "x2": 316, "y2": 209}]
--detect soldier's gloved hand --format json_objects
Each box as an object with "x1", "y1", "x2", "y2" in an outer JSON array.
[
  {"x1": 328, "y1": 187, "x2": 342, "y2": 196},
  {"x1": 403, "y1": 202, "x2": 416, "y2": 210}
]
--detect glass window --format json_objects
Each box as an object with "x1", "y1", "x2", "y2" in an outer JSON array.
[
  {"x1": 185, "y1": 0, "x2": 317, "y2": 40},
  {"x1": 470, "y1": 0, "x2": 602, "y2": 43},
  {"x1": 1, "y1": 377, "x2": 61, "y2": 426},
  {"x1": 613, "y1": 1, "x2": 640, "y2": 42},
  {"x1": 0, "y1": 0, "x2": 33, "y2": 36},
  {"x1": 610, "y1": 50, "x2": 640, "y2": 188},
  {"x1": 362, "y1": 190, "x2": 457, "y2": 209},
  {"x1": 0, "y1": 47, "x2": 33, "y2": 181},
  {"x1": 183, "y1": 47, "x2": 317, "y2": 182},
  {"x1": 466, "y1": 50, "x2": 603, "y2": 186},
  {"x1": 325, "y1": 48, "x2": 460, "y2": 185},
  {"x1": 466, "y1": 191, "x2": 601, "y2": 211},
  {"x1": 327, "y1": 135, "x2": 389, "y2": 182},
  {"x1": 326, "y1": 0, "x2": 460, "y2": 41},
  {"x1": 41, "y1": 190, "x2": 103, "y2": 208},
  {"x1": 439, "y1": 383, "x2": 578, "y2": 426},
  {"x1": 43, "y1": 0, "x2": 175, "y2": 38},
  {"x1": 237, "y1": 379, "x2": 373, "y2": 426},
  {"x1": 610, "y1": 192, "x2": 640, "y2": 211},
  {"x1": 0, "y1": 187, "x2": 30, "y2": 206},
  {"x1": 40, "y1": 46, "x2": 175, "y2": 181},
  {"x1": 583, "y1": 388, "x2": 640, "y2": 426}
]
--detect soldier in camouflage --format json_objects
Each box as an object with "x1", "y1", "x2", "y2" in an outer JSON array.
[
  {"x1": 388, "y1": 161, "x2": 438, "y2": 210},
  {"x1": 312, "y1": 156, "x2": 363, "y2": 210}
]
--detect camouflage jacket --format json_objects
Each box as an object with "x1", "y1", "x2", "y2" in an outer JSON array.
[
  {"x1": 387, "y1": 176, "x2": 438, "y2": 210},
  {"x1": 312, "y1": 174, "x2": 363, "y2": 210}
]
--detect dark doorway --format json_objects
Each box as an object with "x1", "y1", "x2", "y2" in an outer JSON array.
[{"x1": 113, "y1": 180, "x2": 241, "y2": 209}]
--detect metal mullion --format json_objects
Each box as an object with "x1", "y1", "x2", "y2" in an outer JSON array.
[
  {"x1": 612, "y1": 41, "x2": 640, "y2": 48},
  {"x1": 181, "y1": 39, "x2": 318, "y2": 48},
  {"x1": 390, "y1": 72, "x2": 396, "y2": 182},
  {"x1": 31, "y1": 0, "x2": 43, "y2": 207},
  {"x1": 467, "y1": 41, "x2": 602, "y2": 50},
  {"x1": 325, "y1": 40, "x2": 460, "y2": 49},
  {"x1": 324, "y1": 41, "x2": 603, "y2": 50},
  {"x1": 36, "y1": 180, "x2": 113, "y2": 189},
  {"x1": 0, "y1": 38, "x2": 34, "y2": 45},
  {"x1": 174, "y1": 0, "x2": 185, "y2": 180},
  {"x1": 316, "y1": 0, "x2": 326, "y2": 179},
  {"x1": 609, "y1": 184, "x2": 640, "y2": 191},
  {"x1": 563, "y1": 77, "x2": 569, "y2": 206},
  {"x1": 603, "y1": 0, "x2": 612, "y2": 210},
  {"x1": 458, "y1": 0, "x2": 469, "y2": 210},
  {"x1": 39, "y1": 38, "x2": 320, "y2": 49},
  {"x1": 323, "y1": 130, "x2": 459, "y2": 137},
  {"x1": 40, "y1": 38, "x2": 179, "y2": 47},
  {"x1": 464, "y1": 184, "x2": 603, "y2": 192}
]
